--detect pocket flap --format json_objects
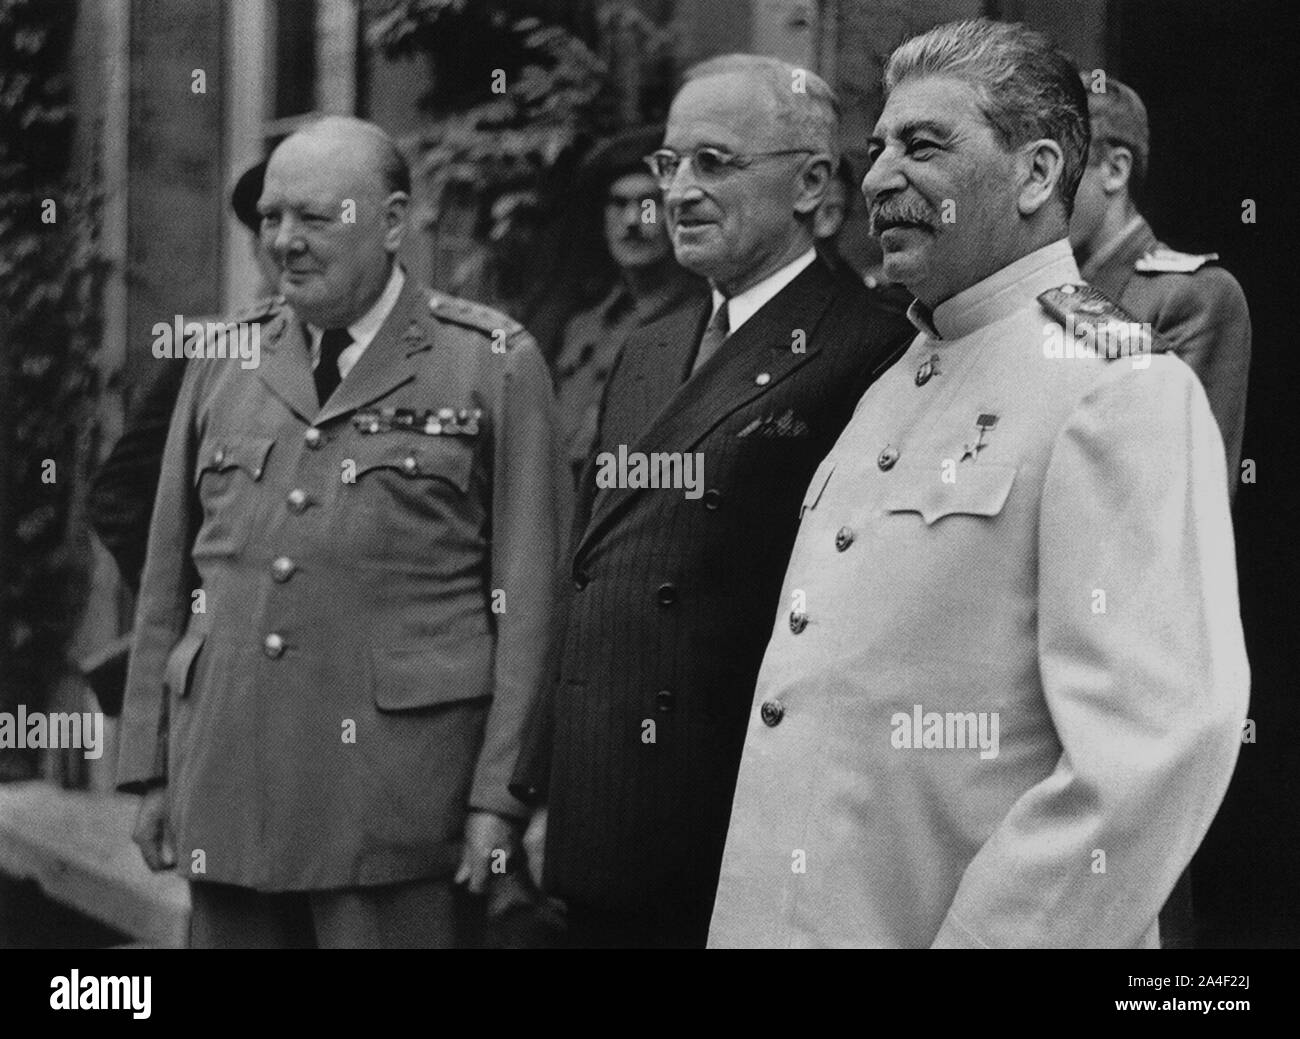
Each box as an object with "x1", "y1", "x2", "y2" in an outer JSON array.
[
  {"x1": 194, "y1": 435, "x2": 274, "y2": 485},
  {"x1": 163, "y1": 630, "x2": 206, "y2": 699},
  {"x1": 882, "y1": 464, "x2": 1016, "y2": 525},
  {"x1": 800, "y1": 459, "x2": 836, "y2": 517},
  {"x1": 350, "y1": 440, "x2": 472, "y2": 494},
  {"x1": 370, "y1": 638, "x2": 493, "y2": 712}
]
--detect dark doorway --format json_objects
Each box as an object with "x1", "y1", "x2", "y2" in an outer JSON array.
[{"x1": 1117, "y1": 0, "x2": 1296, "y2": 947}]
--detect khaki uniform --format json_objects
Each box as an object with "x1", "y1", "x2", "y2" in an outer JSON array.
[{"x1": 116, "y1": 275, "x2": 569, "y2": 893}]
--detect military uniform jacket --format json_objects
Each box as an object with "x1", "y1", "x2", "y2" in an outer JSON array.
[
  {"x1": 1081, "y1": 215, "x2": 1251, "y2": 486},
  {"x1": 514, "y1": 257, "x2": 914, "y2": 927},
  {"x1": 707, "y1": 241, "x2": 1250, "y2": 948},
  {"x1": 115, "y1": 275, "x2": 569, "y2": 891}
]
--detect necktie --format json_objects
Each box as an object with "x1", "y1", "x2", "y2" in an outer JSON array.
[
  {"x1": 314, "y1": 327, "x2": 352, "y2": 404},
  {"x1": 690, "y1": 299, "x2": 730, "y2": 376}
]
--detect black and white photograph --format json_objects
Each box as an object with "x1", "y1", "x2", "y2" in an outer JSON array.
[{"x1": 0, "y1": 0, "x2": 1292, "y2": 1012}]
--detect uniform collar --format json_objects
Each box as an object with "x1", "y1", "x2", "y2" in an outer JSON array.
[
  {"x1": 1080, "y1": 214, "x2": 1146, "y2": 277},
  {"x1": 307, "y1": 264, "x2": 406, "y2": 357},
  {"x1": 914, "y1": 239, "x2": 1080, "y2": 342}
]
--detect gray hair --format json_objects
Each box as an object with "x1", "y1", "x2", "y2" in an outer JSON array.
[
  {"x1": 682, "y1": 53, "x2": 841, "y2": 167},
  {"x1": 883, "y1": 19, "x2": 1089, "y2": 217}
]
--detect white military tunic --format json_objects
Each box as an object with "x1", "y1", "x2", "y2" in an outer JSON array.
[{"x1": 707, "y1": 240, "x2": 1249, "y2": 948}]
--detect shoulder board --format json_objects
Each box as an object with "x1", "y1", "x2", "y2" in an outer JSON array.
[
  {"x1": 1037, "y1": 283, "x2": 1170, "y2": 361},
  {"x1": 229, "y1": 294, "x2": 283, "y2": 323},
  {"x1": 1134, "y1": 247, "x2": 1219, "y2": 274},
  {"x1": 427, "y1": 291, "x2": 526, "y2": 341}
]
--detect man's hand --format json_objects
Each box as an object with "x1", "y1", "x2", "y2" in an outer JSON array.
[
  {"x1": 455, "y1": 811, "x2": 519, "y2": 895},
  {"x1": 522, "y1": 807, "x2": 547, "y2": 891},
  {"x1": 131, "y1": 786, "x2": 176, "y2": 872}
]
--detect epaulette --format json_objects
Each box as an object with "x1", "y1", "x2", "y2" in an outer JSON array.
[
  {"x1": 230, "y1": 294, "x2": 284, "y2": 323},
  {"x1": 427, "y1": 291, "x2": 527, "y2": 343},
  {"x1": 1134, "y1": 247, "x2": 1219, "y2": 274},
  {"x1": 1038, "y1": 283, "x2": 1171, "y2": 361}
]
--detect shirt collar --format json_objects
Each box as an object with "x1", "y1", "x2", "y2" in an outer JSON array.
[
  {"x1": 308, "y1": 264, "x2": 406, "y2": 351},
  {"x1": 712, "y1": 247, "x2": 817, "y2": 334},
  {"x1": 914, "y1": 239, "x2": 1080, "y2": 342},
  {"x1": 1078, "y1": 214, "x2": 1146, "y2": 282}
]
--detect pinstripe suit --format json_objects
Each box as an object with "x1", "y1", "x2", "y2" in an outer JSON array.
[{"x1": 512, "y1": 257, "x2": 912, "y2": 945}]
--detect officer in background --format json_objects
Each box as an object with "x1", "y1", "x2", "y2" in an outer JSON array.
[
  {"x1": 550, "y1": 127, "x2": 705, "y2": 485},
  {"x1": 1070, "y1": 74, "x2": 1251, "y2": 487},
  {"x1": 117, "y1": 116, "x2": 568, "y2": 947}
]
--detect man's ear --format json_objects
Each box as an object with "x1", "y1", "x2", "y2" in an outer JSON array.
[
  {"x1": 382, "y1": 191, "x2": 410, "y2": 252},
  {"x1": 1100, "y1": 145, "x2": 1133, "y2": 196},
  {"x1": 1016, "y1": 138, "x2": 1064, "y2": 217},
  {"x1": 793, "y1": 154, "x2": 834, "y2": 216}
]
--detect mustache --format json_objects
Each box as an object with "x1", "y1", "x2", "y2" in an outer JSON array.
[{"x1": 868, "y1": 199, "x2": 936, "y2": 236}]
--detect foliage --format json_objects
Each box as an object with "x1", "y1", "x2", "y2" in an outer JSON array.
[
  {"x1": 365, "y1": 0, "x2": 677, "y2": 238},
  {"x1": 0, "y1": 0, "x2": 103, "y2": 747}
]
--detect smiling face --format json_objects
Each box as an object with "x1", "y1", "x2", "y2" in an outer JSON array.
[
  {"x1": 604, "y1": 172, "x2": 672, "y2": 271},
  {"x1": 661, "y1": 73, "x2": 822, "y2": 295},
  {"x1": 862, "y1": 75, "x2": 1026, "y2": 306},
  {"x1": 258, "y1": 128, "x2": 407, "y2": 328}
]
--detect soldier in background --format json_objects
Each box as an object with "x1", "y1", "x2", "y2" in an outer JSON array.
[
  {"x1": 550, "y1": 127, "x2": 705, "y2": 485},
  {"x1": 1070, "y1": 75, "x2": 1251, "y2": 488}
]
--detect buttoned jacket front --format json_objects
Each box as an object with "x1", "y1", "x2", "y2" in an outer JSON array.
[{"x1": 116, "y1": 275, "x2": 568, "y2": 891}]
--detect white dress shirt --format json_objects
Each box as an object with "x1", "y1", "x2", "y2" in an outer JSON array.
[
  {"x1": 307, "y1": 264, "x2": 406, "y2": 381},
  {"x1": 710, "y1": 247, "x2": 817, "y2": 333}
]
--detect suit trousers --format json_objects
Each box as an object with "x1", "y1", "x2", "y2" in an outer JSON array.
[{"x1": 188, "y1": 877, "x2": 472, "y2": 949}]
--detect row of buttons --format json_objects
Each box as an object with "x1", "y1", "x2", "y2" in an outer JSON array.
[{"x1": 262, "y1": 426, "x2": 330, "y2": 659}]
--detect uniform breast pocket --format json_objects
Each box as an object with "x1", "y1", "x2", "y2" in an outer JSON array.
[
  {"x1": 799, "y1": 458, "x2": 836, "y2": 519},
  {"x1": 344, "y1": 438, "x2": 478, "y2": 552},
  {"x1": 192, "y1": 435, "x2": 275, "y2": 556},
  {"x1": 881, "y1": 463, "x2": 1016, "y2": 525}
]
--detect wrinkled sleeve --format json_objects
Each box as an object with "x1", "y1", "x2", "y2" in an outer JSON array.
[
  {"x1": 932, "y1": 357, "x2": 1249, "y2": 948},
  {"x1": 469, "y1": 333, "x2": 571, "y2": 819},
  {"x1": 115, "y1": 362, "x2": 204, "y2": 794}
]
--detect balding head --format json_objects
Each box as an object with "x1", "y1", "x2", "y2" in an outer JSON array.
[{"x1": 260, "y1": 117, "x2": 411, "y2": 328}]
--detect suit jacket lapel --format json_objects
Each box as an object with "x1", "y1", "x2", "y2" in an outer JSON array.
[
  {"x1": 580, "y1": 260, "x2": 836, "y2": 556},
  {"x1": 315, "y1": 277, "x2": 424, "y2": 425}
]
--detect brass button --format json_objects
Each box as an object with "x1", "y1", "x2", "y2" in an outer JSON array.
[
  {"x1": 789, "y1": 610, "x2": 808, "y2": 634},
  {"x1": 304, "y1": 427, "x2": 323, "y2": 448},
  {"x1": 655, "y1": 690, "x2": 675, "y2": 713},
  {"x1": 760, "y1": 700, "x2": 785, "y2": 727},
  {"x1": 702, "y1": 489, "x2": 722, "y2": 510},
  {"x1": 877, "y1": 446, "x2": 899, "y2": 471},
  {"x1": 270, "y1": 556, "x2": 295, "y2": 583},
  {"x1": 263, "y1": 633, "x2": 286, "y2": 659},
  {"x1": 754, "y1": 372, "x2": 771, "y2": 387},
  {"x1": 835, "y1": 526, "x2": 854, "y2": 551},
  {"x1": 573, "y1": 571, "x2": 590, "y2": 591},
  {"x1": 286, "y1": 489, "x2": 308, "y2": 513},
  {"x1": 656, "y1": 583, "x2": 678, "y2": 606},
  {"x1": 403, "y1": 456, "x2": 419, "y2": 475},
  {"x1": 212, "y1": 447, "x2": 226, "y2": 466}
]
